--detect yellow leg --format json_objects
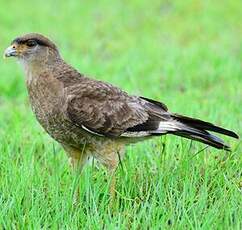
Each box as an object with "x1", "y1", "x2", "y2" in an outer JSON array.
[
  {"x1": 97, "y1": 143, "x2": 124, "y2": 207},
  {"x1": 107, "y1": 167, "x2": 118, "y2": 210},
  {"x1": 63, "y1": 144, "x2": 88, "y2": 206},
  {"x1": 69, "y1": 157, "x2": 84, "y2": 206},
  {"x1": 109, "y1": 169, "x2": 116, "y2": 202}
]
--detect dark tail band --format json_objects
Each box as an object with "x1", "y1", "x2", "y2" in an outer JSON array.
[{"x1": 170, "y1": 114, "x2": 239, "y2": 150}]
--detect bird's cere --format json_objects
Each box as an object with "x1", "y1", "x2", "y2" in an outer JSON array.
[{"x1": 4, "y1": 45, "x2": 17, "y2": 58}]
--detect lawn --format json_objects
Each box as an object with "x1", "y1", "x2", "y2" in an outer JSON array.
[{"x1": 0, "y1": 0, "x2": 241, "y2": 229}]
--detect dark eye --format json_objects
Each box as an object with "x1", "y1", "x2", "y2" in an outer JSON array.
[{"x1": 26, "y1": 40, "x2": 37, "y2": 47}]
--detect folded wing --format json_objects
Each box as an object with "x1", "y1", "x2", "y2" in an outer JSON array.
[{"x1": 64, "y1": 78, "x2": 238, "y2": 150}]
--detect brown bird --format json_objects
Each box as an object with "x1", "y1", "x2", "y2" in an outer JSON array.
[{"x1": 4, "y1": 33, "x2": 239, "y2": 201}]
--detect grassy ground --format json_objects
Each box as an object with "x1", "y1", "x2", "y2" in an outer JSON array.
[{"x1": 0, "y1": 0, "x2": 241, "y2": 229}]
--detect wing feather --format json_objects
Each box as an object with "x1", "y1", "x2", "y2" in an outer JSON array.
[{"x1": 64, "y1": 79, "x2": 150, "y2": 137}]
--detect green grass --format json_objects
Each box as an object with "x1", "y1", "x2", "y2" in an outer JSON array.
[{"x1": 0, "y1": 0, "x2": 241, "y2": 229}]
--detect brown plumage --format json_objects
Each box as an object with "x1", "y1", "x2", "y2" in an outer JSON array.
[{"x1": 4, "y1": 33, "x2": 239, "y2": 200}]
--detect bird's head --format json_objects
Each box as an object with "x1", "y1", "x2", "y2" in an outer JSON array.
[{"x1": 4, "y1": 33, "x2": 60, "y2": 66}]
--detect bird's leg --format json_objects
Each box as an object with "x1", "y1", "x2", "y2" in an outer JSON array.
[
  {"x1": 94, "y1": 142, "x2": 125, "y2": 207},
  {"x1": 108, "y1": 168, "x2": 117, "y2": 203},
  {"x1": 107, "y1": 150, "x2": 124, "y2": 207},
  {"x1": 69, "y1": 157, "x2": 83, "y2": 205},
  {"x1": 63, "y1": 144, "x2": 88, "y2": 206}
]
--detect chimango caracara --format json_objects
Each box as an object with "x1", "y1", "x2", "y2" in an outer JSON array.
[{"x1": 4, "y1": 33, "x2": 239, "y2": 200}]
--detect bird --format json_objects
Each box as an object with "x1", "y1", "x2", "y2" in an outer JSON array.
[{"x1": 4, "y1": 33, "x2": 239, "y2": 202}]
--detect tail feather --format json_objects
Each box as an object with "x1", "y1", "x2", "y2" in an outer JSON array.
[
  {"x1": 152, "y1": 115, "x2": 239, "y2": 150},
  {"x1": 172, "y1": 114, "x2": 239, "y2": 139},
  {"x1": 173, "y1": 130, "x2": 230, "y2": 150}
]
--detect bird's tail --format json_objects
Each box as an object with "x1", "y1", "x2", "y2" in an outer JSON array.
[{"x1": 152, "y1": 114, "x2": 239, "y2": 150}]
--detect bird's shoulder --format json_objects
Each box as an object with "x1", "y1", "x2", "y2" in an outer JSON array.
[
  {"x1": 67, "y1": 77, "x2": 130, "y2": 101},
  {"x1": 50, "y1": 61, "x2": 129, "y2": 99}
]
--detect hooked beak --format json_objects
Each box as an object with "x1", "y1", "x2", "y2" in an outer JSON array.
[{"x1": 3, "y1": 45, "x2": 17, "y2": 58}]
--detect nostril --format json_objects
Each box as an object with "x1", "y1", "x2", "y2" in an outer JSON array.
[{"x1": 12, "y1": 45, "x2": 16, "y2": 49}]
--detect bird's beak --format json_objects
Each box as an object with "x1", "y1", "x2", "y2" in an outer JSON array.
[{"x1": 3, "y1": 45, "x2": 17, "y2": 58}]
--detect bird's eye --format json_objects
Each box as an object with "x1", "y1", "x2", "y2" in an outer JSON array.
[{"x1": 26, "y1": 40, "x2": 37, "y2": 47}]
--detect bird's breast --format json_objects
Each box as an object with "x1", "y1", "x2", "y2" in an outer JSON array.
[
  {"x1": 26, "y1": 72, "x2": 66, "y2": 136},
  {"x1": 26, "y1": 71, "x2": 91, "y2": 146}
]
